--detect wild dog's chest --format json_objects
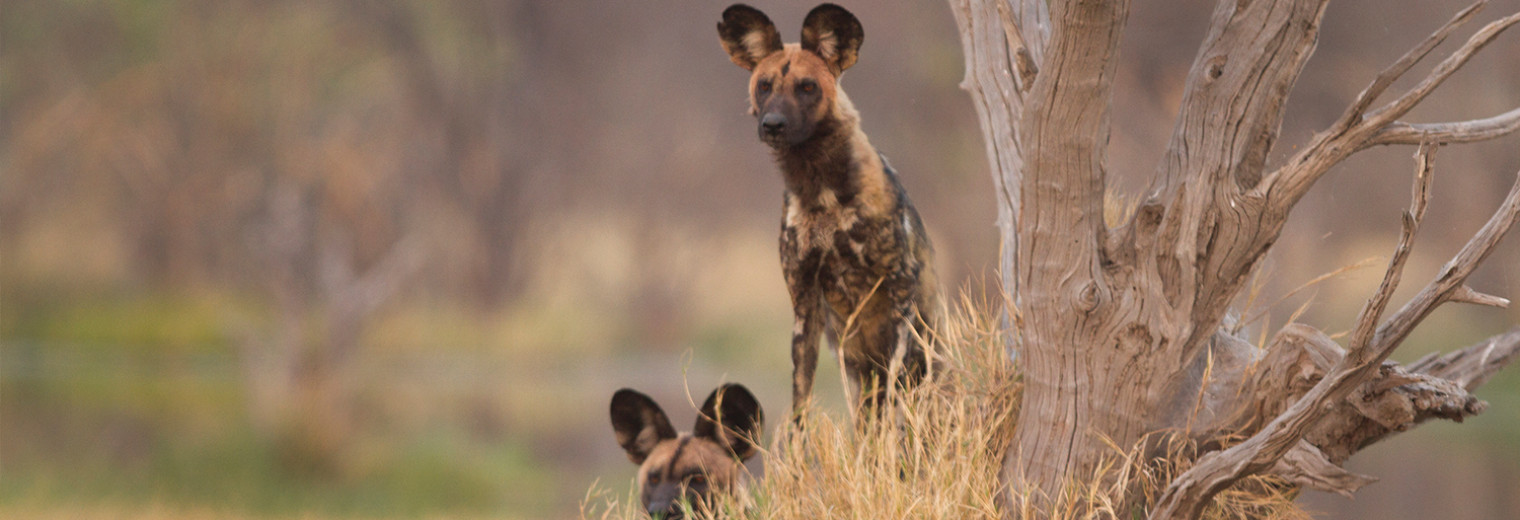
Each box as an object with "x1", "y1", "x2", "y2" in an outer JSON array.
[{"x1": 780, "y1": 189, "x2": 907, "y2": 281}]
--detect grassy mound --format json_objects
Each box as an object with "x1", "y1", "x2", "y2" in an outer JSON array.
[{"x1": 584, "y1": 290, "x2": 1309, "y2": 519}]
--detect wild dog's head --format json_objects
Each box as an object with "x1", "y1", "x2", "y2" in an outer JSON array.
[
  {"x1": 610, "y1": 384, "x2": 764, "y2": 519},
  {"x1": 718, "y1": 3, "x2": 863, "y2": 148}
]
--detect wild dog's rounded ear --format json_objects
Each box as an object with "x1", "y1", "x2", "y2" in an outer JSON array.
[
  {"x1": 718, "y1": 4, "x2": 783, "y2": 71},
  {"x1": 694, "y1": 384, "x2": 764, "y2": 460},
  {"x1": 800, "y1": 3, "x2": 863, "y2": 74},
  {"x1": 610, "y1": 389, "x2": 678, "y2": 464}
]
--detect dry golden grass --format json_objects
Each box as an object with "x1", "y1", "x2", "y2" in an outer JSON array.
[
  {"x1": 583, "y1": 287, "x2": 1312, "y2": 520},
  {"x1": 0, "y1": 503, "x2": 529, "y2": 520}
]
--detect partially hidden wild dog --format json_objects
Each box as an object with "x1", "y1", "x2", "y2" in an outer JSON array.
[
  {"x1": 717, "y1": 3, "x2": 941, "y2": 417},
  {"x1": 609, "y1": 384, "x2": 764, "y2": 519}
]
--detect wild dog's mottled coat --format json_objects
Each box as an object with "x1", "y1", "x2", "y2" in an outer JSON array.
[
  {"x1": 609, "y1": 384, "x2": 764, "y2": 519},
  {"x1": 718, "y1": 4, "x2": 941, "y2": 416}
]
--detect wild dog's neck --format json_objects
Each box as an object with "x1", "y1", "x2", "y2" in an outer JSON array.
[{"x1": 773, "y1": 90, "x2": 874, "y2": 209}]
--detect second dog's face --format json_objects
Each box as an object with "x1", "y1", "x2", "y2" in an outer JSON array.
[
  {"x1": 718, "y1": 4, "x2": 864, "y2": 148},
  {"x1": 610, "y1": 384, "x2": 764, "y2": 519}
]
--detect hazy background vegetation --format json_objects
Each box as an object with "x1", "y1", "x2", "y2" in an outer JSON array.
[{"x1": 2, "y1": 1, "x2": 1517, "y2": 518}]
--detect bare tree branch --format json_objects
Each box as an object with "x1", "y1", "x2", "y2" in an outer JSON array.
[
  {"x1": 1151, "y1": 162, "x2": 1520, "y2": 519},
  {"x1": 950, "y1": 0, "x2": 1030, "y2": 302},
  {"x1": 1148, "y1": 325, "x2": 1345, "y2": 520},
  {"x1": 946, "y1": 0, "x2": 1520, "y2": 514},
  {"x1": 1372, "y1": 171, "x2": 1520, "y2": 350},
  {"x1": 1260, "y1": 9, "x2": 1520, "y2": 211},
  {"x1": 1337, "y1": 1, "x2": 1487, "y2": 129},
  {"x1": 1002, "y1": 0, "x2": 1132, "y2": 497},
  {"x1": 1364, "y1": 11, "x2": 1520, "y2": 129},
  {"x1": 1447, "y1": 285, "x2": 1512, "y2": 308},
  {"x1": 1151, "y1": 144, "x2": 1430, "y2": 519},
  {"x1": 1370, "y1": 106, "x2": 1520, "y2": 147},
  {"x1": 1007, "y1": 0, "x2": 1050, "y2": 64},
  {"x1": 1152, "y1": 0, "x2": 1329, "y2": 194},
  {"x1": 1409, "y1": 326, "x2": 1520, "y2": 389},
  {"x1": 1225, "y1": 326, "x2": 1520, "y2": 495},
  {"x1": 1345, "y1": 142, "x2": 1437, "y2": 352},
  {"x1": 995, "y1": 2, "x2": 1039, "y2": 92},
  {"x1": 1321, "y1": 362, "x2": 1488, "y2": 461}
]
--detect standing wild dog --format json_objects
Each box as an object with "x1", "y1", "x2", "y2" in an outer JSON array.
[
  {"x1": 609, "y1": 384, "x2": 764, "y2": 519},
  {"x1": 717, "y1": 4, "x2": 941, "y2": 417}
]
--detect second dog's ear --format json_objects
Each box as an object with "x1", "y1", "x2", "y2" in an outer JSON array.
[
  {"x1": 694, "y1": 384, "x2": 764, "y2": 460},
  {"x1": 610, "y1": 389, "x2": 677, "y2": 464},
  {"x1": 718, "y1": 4, "x2": 783, "y2": 70},
  {"x1": 800, "y1": 3, "x2": 863, "y2": 74}
]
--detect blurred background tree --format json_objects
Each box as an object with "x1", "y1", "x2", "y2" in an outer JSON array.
[{"x1": 1, "y1": 1, "x2": 1516, "y2": 518}]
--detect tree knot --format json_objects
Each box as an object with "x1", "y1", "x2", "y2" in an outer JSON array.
[
  {"x1": 1206, "y1": 55, "x2": 1227, "y2": 81},
  {"x1": 1075, "y1": 280, "x2": 1105, "y2": 313}
]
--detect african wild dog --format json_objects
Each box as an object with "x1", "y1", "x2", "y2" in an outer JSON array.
[
  {"x1": 609, "y1": 384, "x2": 764, "y2": 519},
  {"x1": 717, "y1": 4, "x2": 941, "y2": 417}
]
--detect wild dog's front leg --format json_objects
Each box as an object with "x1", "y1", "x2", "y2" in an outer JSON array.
[
  {"x1": 782, "y1": 237, "x2": 824, "y2": 419},
  {"x1": 789, "y1": 294, "x2": 824, "y2": 419}
]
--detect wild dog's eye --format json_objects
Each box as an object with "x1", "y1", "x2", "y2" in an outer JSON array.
[
  {"x1": 688, "y1": 474, "x2": 707, "y2": 486},
  {"x1": 647, "y1": 472, "x2": 661, "y2": 485},
  {"x1": 757, "y1": 80, "x2": 772, "y2": 93},
  {"x1": 798, "y1": 80, "x2": 817, "y2": 94}
]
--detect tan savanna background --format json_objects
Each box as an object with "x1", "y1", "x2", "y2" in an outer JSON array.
[{"x1": 3, "y1": 1, "x2": 1519, "y2": 518}]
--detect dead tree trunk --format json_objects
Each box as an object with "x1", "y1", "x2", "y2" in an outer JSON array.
[{"x1": 947, "y1": 0, "x2": 1520, "y2": 517}]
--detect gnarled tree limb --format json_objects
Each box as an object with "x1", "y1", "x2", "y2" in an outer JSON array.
[
  {"x1": 1150, "y1": 158, "x2": 1520, "y2": 519},
  {"x1": 1151, "y1": 0, "x2": 1328, "y2": 194},
  {"x1": 1253, "y1": 325, "x2": 1520, "y2": 496},
  {"x1": 1137, "y1": 0, "x2": 1332, "y2": 376},
  {"x1": 945, "y1": 1, "x2": 1520, "y2": 516}
]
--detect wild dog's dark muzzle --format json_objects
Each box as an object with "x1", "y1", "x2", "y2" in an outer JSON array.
[
  {"x1": 646, "y1": 502, "x2": 683, "y2": 520},
  {"x1": 644, "y1": 483, "x2": 693, "y2": 519},
  {"x1": 758, "y1": 109, "x2": 815, "y2": 147},
  {"x1": 758, "y1": 112, "x2": 787, "y2": 140}
]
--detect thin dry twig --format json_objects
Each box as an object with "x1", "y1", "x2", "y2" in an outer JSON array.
[
  {"x1": 1371, "y1": 171, "x2": 1520, "y2": 348},
  {"x1": 1337, "y1": 1, "x2": 1487, "y2": 127},
  {"x1": 1370, "y1": 106, "x2": 1520, "y2": 147},
  {"x1": 1365, "y1": 11, "x2": 1520, "y2": 129}
]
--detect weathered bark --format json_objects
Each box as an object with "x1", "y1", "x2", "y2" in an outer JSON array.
[
  {"x1": 948, "y1": 0, "x2": 1520, "y2": 518},
  {"x1": 948, "y1": 0, "x2": 1046, "y2": 323}
]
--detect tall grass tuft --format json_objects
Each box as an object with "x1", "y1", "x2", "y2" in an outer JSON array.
[{"x1": 585, "y1": 287, "x2": 1309, "y2": 519}]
